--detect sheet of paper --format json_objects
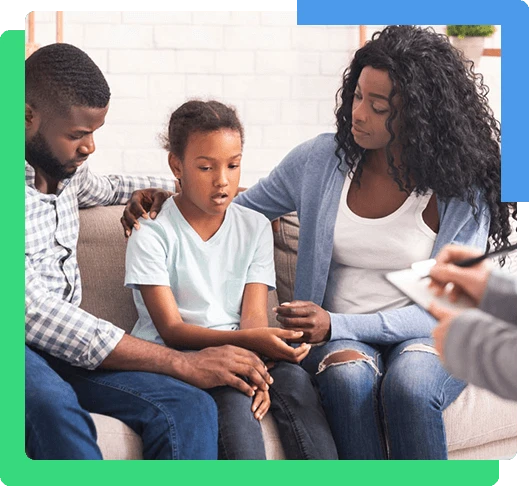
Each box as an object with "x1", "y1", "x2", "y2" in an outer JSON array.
[{"x1": 385, "y1": 268, "x2": 475, "y2": 312}]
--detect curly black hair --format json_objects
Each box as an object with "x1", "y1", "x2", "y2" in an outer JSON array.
[
  {"x1": 162, "y1": 99, "x2": 244, "y2": 159},
  {"x1": 26, "y1": 43, "x2": 110, "y2": 115},
  {"x1": 335, "y1": 25, "x2": 515, "y2": 254}
]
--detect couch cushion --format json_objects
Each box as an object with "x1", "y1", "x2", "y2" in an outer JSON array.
[
  {"x1": 78, "y1": 205, "x2": 138, "y2": 333},
  {"x1": 92, "y1": 413, "x2": 143, "y2": 460},
  {"x1": 444, "y1": 385, "x2": 516, "y2": 452}
]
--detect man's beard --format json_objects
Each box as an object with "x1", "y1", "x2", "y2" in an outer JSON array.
[{"x1": 25, "y1": 131, "x2": 78, "y2": 181}]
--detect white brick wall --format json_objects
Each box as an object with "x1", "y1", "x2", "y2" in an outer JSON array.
[{"x1": 27, "y1": 13, "x2": 501, "y2": 186}]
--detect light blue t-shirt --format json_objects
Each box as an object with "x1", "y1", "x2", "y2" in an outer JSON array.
[{"x1": 125, "y1": 198, "x2": 276, "y2": 345}]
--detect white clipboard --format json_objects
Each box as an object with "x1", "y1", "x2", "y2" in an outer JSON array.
[{"x1": 385, "y1": 259, "x2": 475, "y2": 312}]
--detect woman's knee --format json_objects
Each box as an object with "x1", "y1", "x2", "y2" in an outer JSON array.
[
  {"x1": 315, "y1": 348, "x2": 381, "y2": 391},
  {"x1": 382, "y1": 344, "x2": 443, "y2": 405}
]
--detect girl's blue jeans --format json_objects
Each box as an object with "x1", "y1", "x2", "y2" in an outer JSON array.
[
  {"x1": 302, "y1": 337, "x2": 466, "y2": 460},
  {"x1": 25, "y1": 345, "x2": 218, "y2": 459},
  {"x1": 209, "y1": 361, "x2": 338, "y2": 459}
]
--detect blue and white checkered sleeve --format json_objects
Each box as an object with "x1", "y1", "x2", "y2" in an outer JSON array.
[
  {"x1": 77, "y1": 164, "x2": 176, "y2": 208},
  {"x1": 25, "y1": 256, "x2": 125, "y2": 369}
]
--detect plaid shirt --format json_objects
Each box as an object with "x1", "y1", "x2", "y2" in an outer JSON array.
[{"x1": 25, "y1": 161, "x2": 175, "y2": 369}]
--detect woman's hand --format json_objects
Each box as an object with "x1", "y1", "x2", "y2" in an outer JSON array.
[
  {"x1": 239, "y1": 328, "x2": 311, "y2": 363},
  {"x1": 273, "y1": 301, "x2": 331, "y2": 343},
  {"x1": 121, "y1": 188, "x2": 174, "y2": 237}
]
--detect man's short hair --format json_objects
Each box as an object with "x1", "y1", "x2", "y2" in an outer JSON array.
[{"x1": 25, "y1": 43, "x2": 110, "y2": 115}]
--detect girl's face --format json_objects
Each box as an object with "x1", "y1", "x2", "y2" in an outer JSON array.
[
  {"x1": 169, "y1": 129, "x2": 242, "y2": 217},
  {"x1": 351, "y1": 66, "x2": 398, "y2": 150}
]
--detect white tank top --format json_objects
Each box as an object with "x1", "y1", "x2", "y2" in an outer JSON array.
[{"x1": 323, "y1": 176, "x2": 437, "y2": 315}]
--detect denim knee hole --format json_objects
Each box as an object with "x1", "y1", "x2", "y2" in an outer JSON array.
[
  {"x1": 316, "y1": 350, "x2": 381, "y2": 375},
  {"x1": 400, "y1": 344, "x2": 439, "y2": 356}
]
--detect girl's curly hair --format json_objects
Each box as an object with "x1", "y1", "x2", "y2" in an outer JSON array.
[{"x1": 335, "y1": 25, "x2": 515, "y2": 254}]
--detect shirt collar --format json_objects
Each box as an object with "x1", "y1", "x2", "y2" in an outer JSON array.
[
  {"x1": 25, "y1": 160, "x2": 71, "y2": 195},
  {"x1": 25, "y1": 161, "x2": 36, "y2": 189}
]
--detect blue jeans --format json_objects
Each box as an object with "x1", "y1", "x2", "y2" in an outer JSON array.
[
  {"x1": 209, "y1": 361, "x2": 338, "y2": 459},
  {"x1": 25, "y1": 346, "x2": 218, "y2": 460},
  {"x1": 302, "y1": 338, "x2": 466, "y2": 459}
]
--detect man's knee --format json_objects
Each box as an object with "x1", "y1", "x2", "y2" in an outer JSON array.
[
  {"x1": 164, "y1": 384, "x2": 217, "y2": 424},
  {"x1": 25, "y1": 355, "x2": 81, "y2": 419}
]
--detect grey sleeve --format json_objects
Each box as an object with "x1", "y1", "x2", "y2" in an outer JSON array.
[
  {"x1": 443, "y1": 309, "x2": 516, "y2": 401},
  {"x1": 478, "y1": 270, "x2": 517, "y2": 324}
]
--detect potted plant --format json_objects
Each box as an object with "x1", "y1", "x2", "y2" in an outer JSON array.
[{"x1": 447, "y1": 25, "x2": 495, "y2": 67}]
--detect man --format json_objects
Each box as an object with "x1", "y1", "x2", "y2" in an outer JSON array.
[{"x1": 25, "y1": 43, "x2": 273, "y2": 460}]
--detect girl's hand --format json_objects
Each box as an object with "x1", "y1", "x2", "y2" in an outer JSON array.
[
  {"x1": 239, "y1": 328, "x2": 311, "y2": 363},
  {"x1": 252, "y1": 389, "x2": 271, "y2": 421}
]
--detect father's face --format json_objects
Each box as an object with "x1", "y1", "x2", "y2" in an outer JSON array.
[{"x1": 25, "y1": 104, "x2": 109, "y2": 181}]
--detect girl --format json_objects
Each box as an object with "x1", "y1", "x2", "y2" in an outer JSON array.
[{"x1": 124, "y1": 100, "x2": 337, "y2": 460}]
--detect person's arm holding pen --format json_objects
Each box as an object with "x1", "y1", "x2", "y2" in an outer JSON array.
[
  {"x1": 428, "y1": 244, "x2": 517, "y2": 321},
  {"x1": 428, "y1": 245, "x2": 493, "y2": 306},
  {"x1": 428, "y1": 244, "x2": 517, "y2": 401}
]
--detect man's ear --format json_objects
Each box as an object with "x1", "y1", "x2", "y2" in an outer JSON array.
[
  {"x1": 25, "y1": 103, "x2": 40, "y2": 133},
  {"x1": 168, "y1": 152, "x2": 183, "y2": 180}
]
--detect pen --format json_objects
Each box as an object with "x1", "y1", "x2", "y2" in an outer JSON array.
[
  {"x1": 453, "y1": 243, "x2": 517, "y2": 267},
  {"x1": 411, "y1": 243, "x2": 517, "y2": 278}
]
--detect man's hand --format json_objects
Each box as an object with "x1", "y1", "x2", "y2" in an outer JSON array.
[
  {"x1": 429, "y1": 245, "x2": 492, "y2": 305},
  {"x1": 429, "y1": 301, "x2": 463, "y2": 360},
  {"x1": 274, "y1": 301, "x2": 331, "y2": 343},
  {"x1": 121, "y1": 188, "x2": 174, "y2": 237},
  {"x1": 179, "y1": 345, "x2": 273, "y2": 397},
  {"x1": 252, "y1": 389, "x2": 271, "y2": 421},
  {"x1": 239, "y1": 328, "x2": 311, "y2": 363}
]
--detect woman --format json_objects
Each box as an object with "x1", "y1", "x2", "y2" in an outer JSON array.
[{"x1": 123, "y1": 25, "x2": 515, "y2": 459}]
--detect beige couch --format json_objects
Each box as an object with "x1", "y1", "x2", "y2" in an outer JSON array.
[{"x1": 78, "y1": 205, "x2": 516, "y2": 460}]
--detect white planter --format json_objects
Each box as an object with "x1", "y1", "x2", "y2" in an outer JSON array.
[{"x1": 450, "y1": 36, "x2": 486, "y2": 68}]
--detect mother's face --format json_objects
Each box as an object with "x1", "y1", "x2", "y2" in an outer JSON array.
[{"x1": 351, "y1": 66, "x2": 399, "y2": 151}]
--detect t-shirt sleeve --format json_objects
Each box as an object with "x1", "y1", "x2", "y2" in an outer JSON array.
[
  {"x1": 246, "y1": 220, "x2": 276, "y2": 290},
  {"x1": 125, "y1": 220, "x2": 171, "y2": 289}
]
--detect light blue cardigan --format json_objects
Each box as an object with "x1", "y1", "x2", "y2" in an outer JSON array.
[{"x1": 235, "y1": 133, "x2": 491, "y2": 345}]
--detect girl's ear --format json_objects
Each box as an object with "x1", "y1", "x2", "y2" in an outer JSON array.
[{"x1": 168, "y1": 152, "x2": 183, "y2": 180}]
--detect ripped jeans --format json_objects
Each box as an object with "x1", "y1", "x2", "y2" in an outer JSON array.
[{"x1": 302, "y1": 337, "x2": 466, "y2": 460}]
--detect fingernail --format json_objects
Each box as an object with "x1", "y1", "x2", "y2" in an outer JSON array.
[
  {"x1": 125, "y1": 230, "x2": 130, "y2": 237},
  {"x1": 272, "y1": 307, "x2": 277, "y2": 312},
  {"x1": 269, "y1": 377, "x2": 274, "y2": 384},
  {"x1": 142, "y1": 213, "x2": 149, "y2": 219},
  {"x1": 280, "y1": 302, "x2": 290, "y2": 306},
  {"x1": 150, "y1": 211, "x2": 157, "y2": 218}
]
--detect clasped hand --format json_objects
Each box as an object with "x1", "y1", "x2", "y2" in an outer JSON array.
[
  {"x1": 273, "y1": 301, "x2": 331, "y2": 343},
  {"x1": 240, "y1": 327, "x2": 311, "y2": 363}
]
